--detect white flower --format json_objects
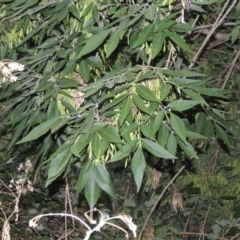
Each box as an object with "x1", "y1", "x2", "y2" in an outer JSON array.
[
  {"x1": 29, "y1": 219, "x2": 38, "y2": 228},
  {"x1": 8, "y1": 62, "x2": 24, "y2": 71},
  {"x1": 1, "y1": 66, "x2": 11, "y2": 76},
  {"x1": 9, "y1": 76, "x2": 18, "y2": 82}
]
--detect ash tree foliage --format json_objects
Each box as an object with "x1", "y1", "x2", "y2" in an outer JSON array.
[{"x1": 0, "y1": 0, "x2": 231, "y2": 210}]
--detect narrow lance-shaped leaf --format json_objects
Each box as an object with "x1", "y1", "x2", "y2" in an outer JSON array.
[
  {"x1": 106, "y1": 28, "x2": 120, "y2": 57},
  {"x1": 195, "y1": 112, "x2": 207, "y2": 134},
  {"x1": 85, "y1": 177, "x2": 100, "y2": 210},
  {"x1": 168, "y1": 100, "x2": 200, "y2": 111},
  {"x1": 17, "y1": 118, "x2": 59, "y2": 144},
  {"x1": 132, "y1": 93, "x2": 151, "y2": 115},
  {"x1": 85, "y1": 108, "x2": 95, "y2": 140},
  {"x1": 169, "y1": 33, "x2": 193, "y2": 53},
  {"x1": 142, "y1": 138, "x2": 176, "y2": 159},
  {"x1": 108, "y1": 140, "x2": 137, "y2": 163},
  {"x1": 79, "y1": 59, "x2": 90, "y2": 82},
  {"x1": 76, "y1": 161, "x2": 93, "y2": 193},
  {"x1": 92, "y1": 133, "x2": 100, "y2": 159},
  {"x1": 99, "y1": 126, "x2": 122, "y2": 143},
  {"x1": 46, "y1": 148, "x2": 71, "y2": 187},
  {"x1": 136, "y1": 85, "x2": 159, "y2": 102},
  {"x1": 170, "y1": 113, "x2": 186, "y2": 143},
  {"x1": 51, "y1": 117, "x2": 69, "y2": 134},
  {"x1": 157, "y1": 123, "x2": 170, "y2": 147},
  {"x1": 95, "y1": 164, "x2": 115, "y2": 197},
  {"x1": 140, "y1": 124, "x2": 156, "y2": 141},
  {"x1": 77, "y1": 29, "x2": 112, "y2": 58},
  {"x1": 131, "y1": 24, "x2": 155, "y2": 48},
  {"x1": 160, "y1": 82, "x2": 171, "y2": 101},
  {"x1": 131, "y1": 147, "x2": 146, "y2": 192},
  {"x1": 151, "y1": 111, "x2": 164, "y2": 134},
  {"x1": 214, "y1": 123, "x2": 231, "y2": 146},
  {"x1": 177, "y1": 137, "x2": 198, "y2": 159},
  {"x1": 119, "y1": 96, "x2": 132, "y2": 126},
  {"x1": 167, "y1": 132, "x2": 177, "y2": 156},
  {"x1": 152, "y1": 31, "x2": 165, "y2": 59}
]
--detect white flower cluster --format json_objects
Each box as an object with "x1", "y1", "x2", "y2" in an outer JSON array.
[{"x1": 0, "y1": 60, "x2": 24, "y2": 83}]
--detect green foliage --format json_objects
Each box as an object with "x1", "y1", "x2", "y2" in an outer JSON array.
[
  {"x1": 1, "y1": 0, "x2": 240, "y2": 238},
  {"x1": 0, "y1": 0, "x2": 232, "y2": 209}
]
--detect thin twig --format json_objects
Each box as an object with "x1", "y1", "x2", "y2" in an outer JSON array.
[
  {"x1": 189, "y1": 0, "x2": 236, "y2": 69},
  {"x1": 230, "y1": 232, "x2": 240, "y2": 240},
  {"x1": 183, "y1": 214, "x2": 191, "y2": 238},
  {"x1": 138, "y1": 165, "x2": 185, "y2": 240},
  {"x1": 221, "y1": 48, "x2": 240, "y2": 90},
  {"x1": 198, "y1": 204, "x2": 211, "y2": 240},
  {"x1": 194, "y1": 22, "x2": 236, "y2": 30}
]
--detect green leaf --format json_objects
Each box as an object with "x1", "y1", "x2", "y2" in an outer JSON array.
[
  {"x1": 214, "y1": 123, "x2": 231, "y2": 145},
  {"x1": 9, "y1": 116, "x2": 28, "y2": 148},
  {"x1": 182, "y1": 89, "x2": 207, "y2": 105},
  {"x1": 46, "y1": 148, "x2": 71, "y2": 186},
  {"x1": 50, "y1": 117, "x2": 69, "y2": 134},
  {"x1": 17, "y1": 22, "x2": 46, "y2": 46},
  {"x1": 194, "y1": 87, "x2": 227, "y2": 99},
  {"x1": 85, "y1": 177, "x2": 100, "y2": 209},
  {"x1": 168, "y1": 33, "x2": 193, "y2": 53},
  {"x1": 160, "y1": 82, "x2": 171, "y2": 101},
  {"x1": 131, "y1": 147, "x2": 146, "y2": 192},
  {"x1": 136, "y1": 85, "x2": 159, "y2": 102},
  {"x1": 195, "y1": 112, "x2": 207, "y2": 134},
  {"x1": 170, "y1": 113, "x2": 186, "y2": 142},
  {"x1": 83, "y1": 83, "x2": 104, "y2": 99},
  {"x1": 186, "y1": 131, "x2": 206, "y2": 139},
  {"x1": 77, "y1": 29, "x2": 112, "y2": 58},
  {"x1": 37, "y1": 38, "x2": 59, "y2": 49},
  {"x1": 131, "y1": 24, "x2": 155, "y2": 48},
  {"x1": 69, "y1": 4, "x2": 81, "y2": 21},
  {"x1": 36, "y1": 80, "x2": 53, "y2": 92},
  {"x1": 106, "y1": 29, "x2": 120, "y2": 57},
  {"x1": 152, "y1": 31, "x2": 165, "y2": 59},
  {"x1": 157, "y1": 123, "x2": 170, "y2": 147},
  {"x1": 92, "y1": 133, "x2": 100, "y2": 158},
  {"x1": 79, "y1": 59, "x2": 90, "y2": 82},
  {"x1": 151, "y1": 111, "x2": 165, "y2": 134},
  {"x1": 76, "y1": 161, "x2": 92, "y2": 193},
  {"x1": 101, "y1": 93, "x2": 128, "y2": 113},
  {"x1": 177, "y1": 138, "x2": 198, "y2": 159},
  {"x1": 142, "y1": 138, "x2": 176, "y2": 159},
  {"x1": 71, "y1": 137, "x2": 89, "y2": 158},
  {"x1": 140, "y1": 124, "x2": 156, "y2": 140},
  {"x1": 203, "y1": 118, "x2": 214, "y2": 138},
  {"x1": 161, "y1": 69, "x2": 204, "y2": 77},
  {"x1": 1, "y1": 44, "x2": 8, "y2": 59},
  {"x1": 62, "y1": 59, "x2": 77, "y2": 76},
  {"x1": 168, "y1": 227, "x2": 180, "y2": 235},
  {"x1": 120, "y1": 122, "x2": 138, "y2": 136},
  {"x1": 167, "y1": 132, "x2": 177, "y2": 156},
  {"x1": 168, "y1": 100, "x2": 200, "y2": 111},
  {"x1": 99, "y1": 126, "x2": 122, "y2": 143},
  {"x1": 108, "y1": 140, "x2": 137, "y2": 163},
  {"x1": 85, "y1": 108, "x2": 95, "y2": 140},
  {"x1": 17, "y1": 118, "x2": 58, "y2": 143},
  {"x1": 132, "y1": 93, "x2": 151, "y2": 115},
  {"x1": 112, "y1": 6, "x2": 128, "y2": 18},
  {"x1": 168, "y1": 78, "x2": 202, "y2": 87},
  {"x1": 119, "y1": 96, "x2": 132, "y2": 126},
  {"x1": 145, "y1": 5, "x2": 155, "y2": 21},
  {"x1": 95, "y1": 164, "x2": 115, "y2": 197},
  {"x1": 170, "y1": 23, "x2": 194, "y2": 32}
]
